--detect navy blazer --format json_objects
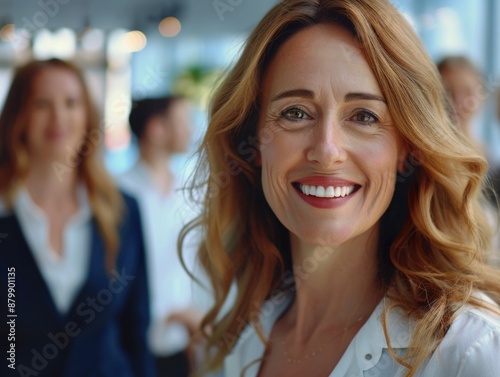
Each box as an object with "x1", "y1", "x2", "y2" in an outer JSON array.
[{"x1": 0, "y1": 193, "x2": 156, "y2": 377}]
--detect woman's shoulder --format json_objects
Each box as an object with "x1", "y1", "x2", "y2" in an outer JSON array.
[
  {"x1": 447, "y1": 300, "x2": 500, "y2": 346},
  {"x1": 120, "y1": 190, "x2": 138, "y2": 208},
  {"x1": 114, "y1": 192, "x2": 142, "y2": 241},
  {"x1": 0, "y1": 195, "x2": 15, "y2": 218},
  {"x1": 452, "y1": 294, "x2": 500, "y2": 336},
  {"x1": 118, "y1": 190, "x2": 141, "y2": 220},
  {"x1": 426, "y1": 297, "x2": 500, "y2": 376}
]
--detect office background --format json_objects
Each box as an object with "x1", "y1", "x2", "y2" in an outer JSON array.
[{"x1": 0, "y1": 0, "x2": 498, "y2": 177}]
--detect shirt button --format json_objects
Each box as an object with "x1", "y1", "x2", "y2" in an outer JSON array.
[{"x1": 365, "y1": 353, "x2": 372, "y2": 360}]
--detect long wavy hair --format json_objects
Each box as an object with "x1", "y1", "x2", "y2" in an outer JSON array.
[
  {"x1": 0, "y1": 58, "x2": 123, "y2": 269},
  {"x1": 180, "y1": 0, "x2": 500, "y2": 375}
]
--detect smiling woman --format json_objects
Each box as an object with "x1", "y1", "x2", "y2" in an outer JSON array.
[
  {"x1": 258, "y1": 23, "x2": 407, "y2": 250},
  {"x1": 179, "y1": 1, "x2": 500, "y2": 377},
  {"x1": 25, "y1": 65, "x2": 88, "y2": 165}
]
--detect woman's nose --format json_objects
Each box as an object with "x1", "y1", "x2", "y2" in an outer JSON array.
[{"x1": 306, "y1": 120, "x2": 348, "y2": 168}]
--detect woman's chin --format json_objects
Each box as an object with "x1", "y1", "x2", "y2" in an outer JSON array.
[
  {"x1": 30, "y1": 148, "x2": 78, "y2": 166},
  {"x1": 292, "y1": 227, "x2": 355, "y2": 248}
]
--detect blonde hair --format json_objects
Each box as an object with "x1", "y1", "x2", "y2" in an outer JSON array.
[
  {"x1": 0, "y1": 58, "x2": 123, "y2": 269},
  {"x1": 181, "y1": 0, "x2": 500, "y2": 375}
]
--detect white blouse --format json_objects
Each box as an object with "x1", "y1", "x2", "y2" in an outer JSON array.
[
  {"x1": 218, "y1": 292, "x2": 500, "y2": 377},
  {"x1": 8, "y1": 187, "x2": 92, "y2": 315}
]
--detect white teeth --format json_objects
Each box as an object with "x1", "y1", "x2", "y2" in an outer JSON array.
[
  {"x1": 316, "y1": 186, "x2": 325, "y2": 197},
  {"x1": 300, "y1": 184, "x2": 356, "y2": 198}
]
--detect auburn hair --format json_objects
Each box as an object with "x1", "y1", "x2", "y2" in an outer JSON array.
[
  {"x1": 0, "y1": 58, "x2": 123, "y2": 268},
  {"x1": 180, "y1": 0, "x2": 500, "y2": 376}
]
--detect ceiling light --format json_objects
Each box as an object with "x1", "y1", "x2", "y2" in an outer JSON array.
[
  {"x1": 33, "y1": 28, "x2": 76, "y2": 59},
  {"x1": 120, "y1": 30, "x2": 147, "y2": 52},
  {"x1": 158, "y1": 17, "x2": 181, "y2": 38},
  {"x1": 0, "y1": 23, "x2": 15, "y2": 42}
]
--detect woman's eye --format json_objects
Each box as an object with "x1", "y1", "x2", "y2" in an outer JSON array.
[
  {"x1": 350, "y1": 110, "x2": 379, "y2": 125},
  {"x1": 280, "y1": 107, "x2": 310, "y2": 121}
]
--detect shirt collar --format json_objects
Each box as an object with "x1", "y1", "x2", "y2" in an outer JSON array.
[
  {"x1": 225, "y1": 292, "x2": 413, "y2": 376},
  {"x1": 224, "y1": 291, "x2": 294, "y2": 377},
  {"x1": 353, "y1": 297, "x2": 412, "y2": 371},
  {"x1": 14, "y1": 183, "x2": 92, "y2": 225}
]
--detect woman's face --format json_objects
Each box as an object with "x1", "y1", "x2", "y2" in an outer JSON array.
[
  {"x1": 25, "y1": 66, "x2": 87, "y2": 162},
  {"x1": 258, "y1": 24, "x2": 407, "y2": 248}
]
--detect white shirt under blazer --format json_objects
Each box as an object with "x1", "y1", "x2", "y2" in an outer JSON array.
[
  {"x1": 0, "y1": 186, "x2": 92, "y2": 315},
  {"x1": 217, "y1": 291, "x2": 500, "y2": 377}
]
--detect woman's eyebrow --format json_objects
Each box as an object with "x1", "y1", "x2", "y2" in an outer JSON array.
[
  {"x1": 344, "y1": 92, "x2": 386, "y2": 103},
  {"x1": 271, "y1": 90, "x2": 386, "y2": 104},
  {"x1": 271, "y1": 89, "x2": 314, "y2": 102}
]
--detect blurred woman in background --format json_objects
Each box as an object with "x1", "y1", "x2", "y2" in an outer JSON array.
[
  {"x1": 438, "y1": 56, "x2": 500, "y2": 264},
  {"x1": 437, "y1": 56, "x2": 487, "y2": 153},
  {"x1": 0, "y1": 58, "x2": 155, "y2": 377}
]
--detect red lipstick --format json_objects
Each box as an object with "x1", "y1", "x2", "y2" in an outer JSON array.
[
  {"x1": 292, "y1": 176, "x2": 361, "y2": 209},
  {"x1": 295, "y1": 176, "x2": 358, "y2": 187}
]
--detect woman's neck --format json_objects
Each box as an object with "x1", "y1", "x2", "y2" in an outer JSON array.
[
  {"x1": 286, "y1": 226, "x2": 383, "y2": 343},
  {"x1": 25, "y1": 162, "x2": 79, "y2": 208},
  {"x1": 25, "y1": 162, "x2": 81, "y2": 257}
]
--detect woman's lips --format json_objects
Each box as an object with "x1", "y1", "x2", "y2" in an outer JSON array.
[
  {"x1": 294, "y1": 176, "x2": 358, "y2": 187},
  {"x1": 292, "y1": 177, "x2": 361, "y2": 208}
]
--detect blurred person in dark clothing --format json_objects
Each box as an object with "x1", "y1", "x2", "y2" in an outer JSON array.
[{"x1": 0, "y1": 58, "x2": 155, "y2": 377}]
